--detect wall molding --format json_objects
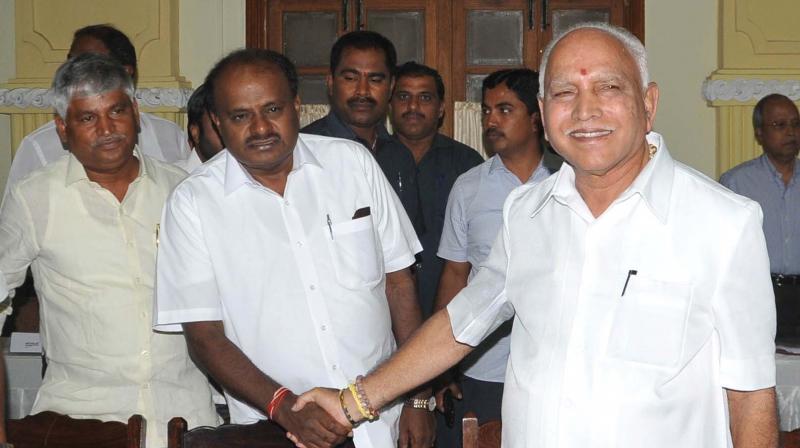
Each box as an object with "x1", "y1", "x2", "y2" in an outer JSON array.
[
  {"x1": 0, "y1": 87, "x2": 193, "y2": 109},
  {"x1": 703, "y1": 78, "x2": 800, "y2": 102}
]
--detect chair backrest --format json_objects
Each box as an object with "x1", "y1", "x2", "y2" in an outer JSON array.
[
  {"x1": 7, "y1": 411, "x2": 145, "y2": 448},
  {"x1": 462, "y1": 412, "x2": 501, "y2": 448},
  {"x1": 167, "y1": 417, "x2": 295, "y2": 448}
]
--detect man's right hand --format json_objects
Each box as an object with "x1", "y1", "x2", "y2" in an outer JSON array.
[{"x1": 274, "y1": 392, "x2": 351, "y2": 448}]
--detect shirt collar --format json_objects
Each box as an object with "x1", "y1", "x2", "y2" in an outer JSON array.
[
  {"x1": 759, "y1": 153, "x2": 800, "y2": 186},
  {"x1": 65, "y1": 145, "x2": 149, "y2": 186},
  {"x1": 223, "y1": 134, "x2": 322, "y2": 196},
  {"x1": 532, "y1": 132, "x2": 674, "y2": 223},
  {"x1": 326, "y1": 111, "x2": 391, "y2": 147},
  {"x1": 488, "y1": 153, "x2": 551, "y2": 184}
]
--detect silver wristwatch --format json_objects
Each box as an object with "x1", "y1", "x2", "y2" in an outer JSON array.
[{"x1": 404, "y1": 396, "x2": 436, "y2": 412}]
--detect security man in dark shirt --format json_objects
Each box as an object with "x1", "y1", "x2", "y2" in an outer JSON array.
[
  {"x1": 389, "y1": 62, "x2": 483, "y2": 317},
  {"x1": 303, "y1": 31, "x2": 422, "y2": 232}
]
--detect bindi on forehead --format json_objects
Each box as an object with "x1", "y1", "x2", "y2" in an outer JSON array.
[{"x1": 580, "y1": 68, "x2": 587, "y2": 76}]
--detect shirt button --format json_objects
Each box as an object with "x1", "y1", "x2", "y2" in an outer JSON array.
[
  {"x1": 321, "y1": 325, "x2": 327, "y2": 331},
  {"x1": 310, "y1": 284, "x2": 316, "y2": 291},
  {"x1": 134, "y1": 277, "x2": 141, "y2": 284},
  {"x1": 297, "y1": 241, "x2": 303, "y2": 247},
  {"x1": 141, "y1": 350, "x2": 149, "y2": 356},
  {"x1": 332, "y1": 364, "x2": 338, "y2": 371},
  {"x1": 284, "y1": 199, "x2": 290, "y2": 206},
  {"x1": 143, "y1": 383, "x2": 150, "y2": 390}
]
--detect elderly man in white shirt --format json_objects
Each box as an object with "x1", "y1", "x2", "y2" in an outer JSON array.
[
  {"x1": 296, "y1": 23, "x2": 778, "y2": 448},
  {"x1": 3, "y1": 24, "x2": 190, "y2": 201},
  {"x1": 0, "y1": 54, "x2": 218, "y2": 448},
  {"x1": 154, "y1": 49, "x2": 425, "y2": 448}
]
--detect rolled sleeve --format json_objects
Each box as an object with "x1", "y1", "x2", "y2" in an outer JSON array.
[
  {"x1": 448, "y1": 217, "x2": 514, "y2": 346},
  {"x1": 714, "y1": 203, "x2": 776, "y2": 390},
  {"x1": 154, "y1": 185, "x2": 223, "y2": 332}
]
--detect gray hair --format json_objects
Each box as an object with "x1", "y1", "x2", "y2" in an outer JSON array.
[
  {"x1": 51, "y1": 53, "x2": 135, "y2": 118},
  {"x1": 538, "y1": 22, "x2": 649, "y2": 98}
]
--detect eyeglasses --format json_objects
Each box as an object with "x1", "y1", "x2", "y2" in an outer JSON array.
[{"x1": 766, "y1": 120, "x2": 800, "y2": 131}]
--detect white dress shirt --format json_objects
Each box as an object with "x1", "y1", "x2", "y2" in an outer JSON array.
[
  {"x1": 0, "y1": 149, "x2": 218, "y2": 448},
  {"x1": 3, "y1": 112, "x2": 190, "y2": 201},
  {"x1": 155, "y1": 134, "x2": 422, "y2": 448},
  {"x1": 438, "y1": 155, "x2": 552, "y2": 382},
  {"x1": 447, "y1": 132, "x2": 776, "y2": 448}
]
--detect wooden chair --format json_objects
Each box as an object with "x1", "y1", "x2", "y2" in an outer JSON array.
[
  {"x1": 462, "y1": 412, "x2": 501, "y2": 448},
  {"x1": 7, "y1": 411, "x2": 145, "y2": 448},
  {"x1": 782, "y1": 429, "x2": 800, "y2": 448},
  {"x1": 167, "y1": 417, "x2": 295, "y2": 448}
]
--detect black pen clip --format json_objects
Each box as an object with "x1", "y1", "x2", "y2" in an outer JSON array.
[{"x1": 621, "y1": 269, "x2": 637, "y2": 297}]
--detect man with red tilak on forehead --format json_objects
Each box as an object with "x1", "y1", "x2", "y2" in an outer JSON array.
[{"x1": 294, "y1": 23, "x2": 778, "y2": 448}]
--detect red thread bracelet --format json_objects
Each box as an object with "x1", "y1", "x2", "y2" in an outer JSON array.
[{"x1": 267, "y1": 386, "x2": 291, "y2": 420}]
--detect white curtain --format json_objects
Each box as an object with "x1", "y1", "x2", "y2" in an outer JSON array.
[
  {"x1": 299, "y1": 104, "x2": 330, "y2": 128},
  {"x1": 454, "y1": 101, "x2": 487, "y2": 159}
]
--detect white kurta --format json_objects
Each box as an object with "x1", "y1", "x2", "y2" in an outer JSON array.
[
  {"x1": 448, "y1": 132, "x2": 776, "y2": 447},
  {"x1": 155, "y1": 134, "x2": 422, "y2": 448},
  {"x1": 0, "y1": 149, "x2": 218, "y2": 448}
]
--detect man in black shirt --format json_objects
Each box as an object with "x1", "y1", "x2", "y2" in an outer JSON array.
[
  {"x1": 389, "y1": 62, "x2": 483, "y2": 318},
  {"x1": 303, "y1": 31, "x2": 421, "y2": 232}
]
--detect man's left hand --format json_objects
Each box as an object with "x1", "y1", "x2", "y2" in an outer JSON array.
[{"x1": 398, "y1": 406, "x2": 436, "y2": 448}]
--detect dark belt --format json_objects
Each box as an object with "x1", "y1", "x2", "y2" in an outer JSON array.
[{"x1": 772, "y1": 273, "x2": 800, "y2": 287}]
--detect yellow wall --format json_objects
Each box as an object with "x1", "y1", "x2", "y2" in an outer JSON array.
[{"x1": 646, "y1": 0, "x2": 719, "y2": 177}]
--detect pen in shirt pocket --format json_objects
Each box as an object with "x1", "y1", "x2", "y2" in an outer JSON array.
[
  {"x1": 326, "y1": 214, "x2": 334, "y2": 240},
  {"x1": 621, "y1": 269, "x2": 637, "y2": 297}
]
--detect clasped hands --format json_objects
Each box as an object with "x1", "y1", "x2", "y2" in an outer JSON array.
[{"x1": 278, "y1": 387, "x2": 437, "y2": 448}]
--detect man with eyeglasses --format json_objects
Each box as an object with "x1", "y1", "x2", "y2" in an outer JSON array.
[{"x1": 721, "y1": 93, "x2": 800, "y2": 338}]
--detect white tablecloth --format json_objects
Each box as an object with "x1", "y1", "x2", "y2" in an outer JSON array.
[
  {"x1": 2, "y1": 337, "x2": 42, "y2": 419},
  {"x1": 777, "y1": 353, "x2": 800, "y2": 431}
]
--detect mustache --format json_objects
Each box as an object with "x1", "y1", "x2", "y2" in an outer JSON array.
[
  {"x1": 401, "y1": 111, "x2": 426, "y2": 120},
  {"x1": 92, "y1": 134, "x2": 126, "y2": 148},
  {"x1": 347, "y1": 96, "x2": 377, "y2": 108},
  {"x1": 245, "y1": 133, "x2": 281, "y2": 146},
  {"x1": 484, "y1": 128, "x2": 505, "y2": 138}
]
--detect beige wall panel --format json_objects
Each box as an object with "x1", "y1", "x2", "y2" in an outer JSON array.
[
  {"x1": 723, "y1": 0, "x2": 800, "y2": 69},
  {"x1": 9, "y1": 0, "x2": 186, "y2": 87},
  {"x1": 647, "y1": 0, "x2": 718, "y2": 177}
]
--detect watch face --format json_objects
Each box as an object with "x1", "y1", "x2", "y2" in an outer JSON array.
[{"x1": 427, "y1": 397, "x2": 437, "y2": 412}]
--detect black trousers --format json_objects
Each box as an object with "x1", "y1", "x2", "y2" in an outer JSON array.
[
  {"x1": 434, "y1": 375, "x2": 504, "y2": 447},
  {"x1": 774, "y1": 280, "x2": 800, "y2": 338}
]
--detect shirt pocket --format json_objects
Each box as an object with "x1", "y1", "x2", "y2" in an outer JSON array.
[
  {"x1": 606, "y1": 276, "x2": 692, "y2": 369},
  {"x1": 326, "y1": 215, "x2": 382, "y2": 290}
]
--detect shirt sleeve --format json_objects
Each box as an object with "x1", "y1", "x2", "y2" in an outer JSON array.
[
  {"x1": 3, "y1": 136, "x2": 47, "y2": 203},
  {"x1": 714, "y1": 202, "x2": 776, "y2": 390},
  {"x1": 362, "y1": 148, "x2": 422, "y2": 273},
  {"x1": 447, "y1": 199, "x2": 514, "y2": 346},
  {"x1": 437, "y1": 180, "x2": 469, "y2": 262},
  {"x1": 153, "y1": 184, "x2": 223, "y2": 332},
  {"x1": 0, "y1": 186, "x2": 41, "y2": 319}
]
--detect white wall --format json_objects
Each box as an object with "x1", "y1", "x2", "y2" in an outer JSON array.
[
  {"x1": 646, "y1": 0, "x2": 718, "y2": 177},
  {"x1": 179, "y1": 0, "x2": 246, "y2": 87}
]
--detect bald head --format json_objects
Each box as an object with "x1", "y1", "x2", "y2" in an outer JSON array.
[
  {"x1": 537, "y1": 24, "x2": 659, "y2": 182},
  {"x1": 540, "y1": 23, "x2": 649, "y2": 99}
]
